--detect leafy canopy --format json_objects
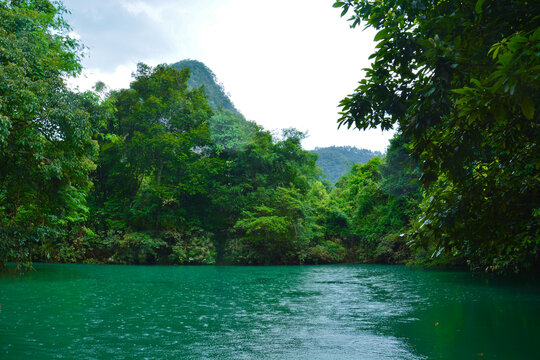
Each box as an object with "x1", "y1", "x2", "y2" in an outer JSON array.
[
  {"x1": 333, "y1": 0, "x2": 539, "y2": 273},
  {"x1": 0, "y1": 0, "x2": 109, "y2": 268}
]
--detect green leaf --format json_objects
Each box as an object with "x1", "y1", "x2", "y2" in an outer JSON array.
[
  {"x1": 470, "y1": 78, "x2": 482, "y2": 87},
  {"x1": 475, "y1": 0, "x2": 486, "y2": 14},
  {"x1": 498, "y1": 52, "x2": 513, "y2": 66},
  {"x1": 511, "y1": 36, "x2": 528, "y2": 43},
  {"x1": 374, "y1": 29, "x2": 390, "y2": 41},
  {"x1": 532, "y1": 27, "x2": 540, "y2": 41},
  {"x1": 491, "y1": 45, "x2": 500, "y2": 60},
  {"x1": 425, "y1": 87, "x2": 436, "y2": 97},
  {"x1": 451, "y1": 87, "x2": 474, "y2": 95},
  {"x1": 333, "y1": 1, "x2": 345, "y2": 8}
]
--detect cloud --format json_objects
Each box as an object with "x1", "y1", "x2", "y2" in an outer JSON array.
[
  {"x1": 195, "y1": 0, "x2": 392, "y2": 150},
  {"x1": 120, "y1": 1, "x2": 167, "y2": 22},
  {"x1": 64, "y1": 0, "x2": 181, "y2": 71},
  {"x1": 67, "y1": 64, "x2": 134, "y2": 92},
  {"x1": 64, "y1": 0, "x2": 394, "y2": 151}
]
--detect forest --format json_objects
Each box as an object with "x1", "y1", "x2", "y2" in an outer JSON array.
[{"x1": 0, "y1": 0, "x2": 538, "y2": 275}]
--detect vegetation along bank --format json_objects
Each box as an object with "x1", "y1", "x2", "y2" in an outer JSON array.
[{"x1": 0, "y1": 0, "x2": 538, "y2": 274}]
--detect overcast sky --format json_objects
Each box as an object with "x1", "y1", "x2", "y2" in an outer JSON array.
[{"x1": 64, "y1": 0, "x2": 394, "y2": 151}]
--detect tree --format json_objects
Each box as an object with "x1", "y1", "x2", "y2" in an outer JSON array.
[
  {"x1": 213, "y1": 127, "x2": 321, "y2": 263},
  {"x1": 0, "y1": 0, "x2": 105, "y2": 268},
  {"x1": 333, "y1": 0, "x2": 539, "y2": 272},
  {"x1": 87, "y1": 63, "x2": 325, "y2": 266},
  {"x1": 234, "y1": 186, "x2": 317, "y2": 264},
  {"x1": 89, "y1": 63, "x2": 219, "y2": 242},
  {"x1": 327, "y1": 133, "x2": 421, "y2": 264},
  {"x1": 208, "y1": 110, "x2": 257, "y2": 152}
]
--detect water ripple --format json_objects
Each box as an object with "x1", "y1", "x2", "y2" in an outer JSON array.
[{"x1": 1, "y1": 264, "x2": 539, "y2": 359}]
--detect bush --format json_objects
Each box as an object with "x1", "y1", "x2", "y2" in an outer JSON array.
[
  {"x1": 115, "y1": 232, "x2": 166, "y2": 264},
  {"x1": 166, "y1": 229, "x2": 216, "y2": 265},
  {"x1": 308, "y1": 240, "x2": 346, "y2": 264},
  {"x1": 374, "y1": 233, "x2": 411, "y2": 264}
]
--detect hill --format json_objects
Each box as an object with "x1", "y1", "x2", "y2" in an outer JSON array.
[
  {"x1": 170, "y1": 60, "x2": 380, "y2": 182},
  {"x1": 171, "y1": 59, "x2": 239, "y2": 114},
  {"x1": 311, "y1": 146, "x2": 382, "y2": 183}
]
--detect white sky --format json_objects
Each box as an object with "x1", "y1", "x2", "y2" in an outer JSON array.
[{"x1": 64, "y1": 0, "x2": 395, "y2": 152}]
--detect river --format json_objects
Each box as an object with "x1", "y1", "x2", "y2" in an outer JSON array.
[{"x1": 1, "y1": 264, "x2": 538, "y2": 359}]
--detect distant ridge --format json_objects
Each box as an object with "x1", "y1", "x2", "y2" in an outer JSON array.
[
  {"x1": 311, "y1": 146, "x2": 382, "y2": 183},
  {"x1": 171, "y1": 59, "x2": 240, "y2": 114}
]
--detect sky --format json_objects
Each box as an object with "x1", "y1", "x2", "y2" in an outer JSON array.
[{"x1": 64, "y1": 0, "x2": 395, "y2": 152}]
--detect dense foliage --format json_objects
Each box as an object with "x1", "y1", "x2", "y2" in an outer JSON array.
[
  {"x1": 0, "y1": 33, "x2": 414, "y2": 267},
  {"x1": 333, "y1": 0, "x2": 539, "y2": 273},
  {"x1": 2, "y1": 0, "x2": 536, "y2": 275},
  {"x1": 0, "y1": 0, "x2": 111, "y2": 269},
  {"x1": 311, "y1": 146, "x2": 382, "y2": 183},
  {"x1": 329, "y1": 134, "x2": 421, "y2": 263}
]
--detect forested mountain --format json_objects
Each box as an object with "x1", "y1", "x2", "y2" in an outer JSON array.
[
  {"x1": 171, "y1": 59, "x2": 239, "y2": 114},
  {"x1": 311, "y1": 146, "x2": 382, "y2": 183}
]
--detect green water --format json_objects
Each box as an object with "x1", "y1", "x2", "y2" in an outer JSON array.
[{"x1": 1, "y1": 264, "x2": 539, "y2": 359}]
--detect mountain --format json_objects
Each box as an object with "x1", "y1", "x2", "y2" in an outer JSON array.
[
  {"x1": 311, "y1": 146, "x2": 383, "y2": 184},
  {"x1": 171, "y1": 60, "x2": 258, "y2": 152},
  {"x1": 170, "y1": 60, "x2": 380, "y2": 181},
  {"x1": 171, "y1": 59, "x2": 239, "y2": 114}
]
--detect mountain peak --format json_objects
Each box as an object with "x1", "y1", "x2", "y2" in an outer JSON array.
[{"x1": 170, "y1": 59, "x2": 240, "y2": 115}]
